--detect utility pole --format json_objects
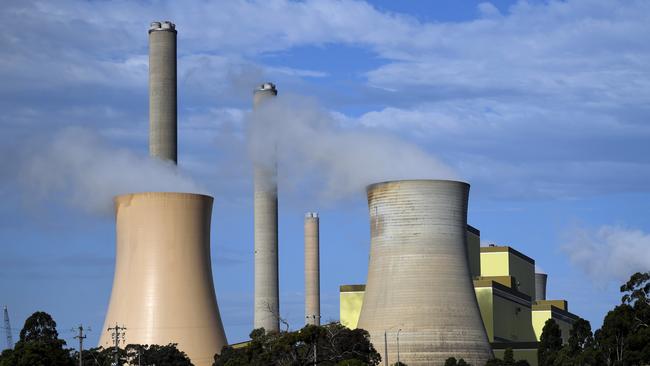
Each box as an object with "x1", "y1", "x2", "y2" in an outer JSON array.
[
  {"x1": 73, "y1": 324, "x2": 90, "y2": 366},
  {"x1": 397, "y1": 329, "x2": 402, "y2": 365},
  {"x1": 384, "y1": 331, "x2": 388, "y2": 366},
  {"x1": 107, "y1": 323, "x2": 126, "y2": 366}
]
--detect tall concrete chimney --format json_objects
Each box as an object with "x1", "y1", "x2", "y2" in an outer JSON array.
[
  {"x1": 535, "y1": 273, "x2": 548, "y2": 301},
  {"x1": 305, "y1": 212, "x2": 320, "y2": 326},
  {"x1": 357, "y1": 180, "x2": 493, "y2": 366},
  {"x1": 148, "y1": 21, "x2": 177, "y2": 163},
  {"x1": 253, "y1": 82, "x2": 280, "y2": 332}
]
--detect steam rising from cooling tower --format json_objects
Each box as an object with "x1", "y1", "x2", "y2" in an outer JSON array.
[
  {"x1": 253, "y1": 82, "x2": 280, "y2": 332},
  {"x1": 305, "y1": 212, "x2": 320, "y2": 326},
  {"x1": 357, "y1": 180, "x2": 493, "y2": 366},
  {"x1": 149, "y1": 21, "x2": 177, "y2": 163}
]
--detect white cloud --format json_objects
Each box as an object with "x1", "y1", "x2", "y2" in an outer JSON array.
[{"x1": 562, "y1": 225, "x2": 650, "y2": 283}]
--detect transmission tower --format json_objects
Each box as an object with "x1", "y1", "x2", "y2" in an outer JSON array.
[{"x1": 3, "y1": 305, "x2": 13, "y2": 349}]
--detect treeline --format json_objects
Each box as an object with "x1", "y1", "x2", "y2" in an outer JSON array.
[{"x1": 0, "y1": 312, "x2": 193, "y2": 366}]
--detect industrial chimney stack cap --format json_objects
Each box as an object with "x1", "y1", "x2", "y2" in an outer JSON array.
[
  {"x1": 305, "y1": 212, "x2": 319, "y2": 218},
  {"x1": 149, "y1": 21, "x2": 176, "y2": 33},
  {"x1": 256, "y1": 82, "x2": 278, "y2": 95}
]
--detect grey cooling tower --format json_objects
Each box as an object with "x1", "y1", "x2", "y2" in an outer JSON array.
[
  {"x1": 535, "y1": 273, "x2": 548, "y2": 301},
  {"x1": 149, "y1": 21, "x2": 177, "y2": 163},
  {"x1": 305, "y1": 212, "x2": 320, "y2": 326},
  {"x1": 357, "y1": 180, "x2": 493, "y2": 366},
  {"x1": 253, "y1": 82, "x2": 280, "y2": 332}
]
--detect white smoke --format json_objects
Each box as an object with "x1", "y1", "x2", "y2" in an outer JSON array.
[
  {"x1": 561, "y1": 224, "x2": 650, "y2": 283},
  {"x1": 16, "y1": 127, "x2": 202, "y2": 215},
  {"x1": 248, "y1": 94, "x2": 457, "y2": 200}
]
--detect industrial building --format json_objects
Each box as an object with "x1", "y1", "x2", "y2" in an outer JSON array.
[
  {"x1": 341, "y1": 227, "x2": 580, "y2": 366},
  {"x1": 97, "y1": 18, "x2": 581, "y2": 366}
]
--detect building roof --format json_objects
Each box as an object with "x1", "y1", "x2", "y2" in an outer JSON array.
[
  {"x1": 480, "y1": 245, "x2": 535, "y2": 265},
  {"x1": 340, "y1": 284, "x2": 366, "y2": 292}
]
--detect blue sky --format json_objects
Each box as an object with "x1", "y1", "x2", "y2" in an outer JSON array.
[{"x1": 1, "y1": 0, "x2": 650, "y2": 350}]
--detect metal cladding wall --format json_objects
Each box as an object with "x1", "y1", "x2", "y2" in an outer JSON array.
[
  {"x1": 253, "y1": 83, "x2": 280, "y2": 332},
  {"x1": 305, "y1": 212, "x2": 320, "y2": 326},
  {"x1": 357, "y1": 180, "x2": 493, "y2": 366},
  {"x1": 99, "y1": 192, "x2": 227, "y2": 366},
  {"x1": 149, "y1": 21, "x2": 177, "y2": 164},
  {"x1": 535, "y1": 273, "x2": 548, "y2": 301}
]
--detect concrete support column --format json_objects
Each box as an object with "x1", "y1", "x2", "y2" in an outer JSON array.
[{"x1": 305, "y1": 212, "x2": 320, "y2": 326}]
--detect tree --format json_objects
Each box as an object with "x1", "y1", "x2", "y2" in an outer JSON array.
[
  {"x1": 538, "y1": 319, "x2": 562, "y2": 366},
  {"x1": 0, "y1": 311, "x2": 74, "y2": 366},
  {"x1": 621, "y1": 272, "x2": 650, "y2": 307},
  {"x1": 457, "y1": 359, "x2": 470, "y2": 366},
  {"x1": 502, "y1": 348, "x2": 514, "y2": 365},
  {"x1": 126, "y1": 343, "x2": 193, "y2": 366},
  {"x1": 444, "y1": 357, "x2": 458, "y2": 366},
  {"x1": 213, "y1": 324, "x2": 380, "y2": 366}
]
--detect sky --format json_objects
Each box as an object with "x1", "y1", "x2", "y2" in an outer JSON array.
[{"x1": 1, "y1": 0, "x2": 650, "y2": 351}]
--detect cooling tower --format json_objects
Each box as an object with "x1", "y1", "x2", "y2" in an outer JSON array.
[
  {"x1": 305, "y1": 212, "x2": 320, "y2": 326},
  {"x1": 149, "y1": 21, "x2": 177, "y2": 163},
  {"x1": 99, "y1": 192, "x2": 227, "y2": 366},
  {"x1": 535, "y1": 273, "x2": 548, "y2": 301},
  {"x1": 357, "y1": 180, "x2": 493, "y2": 366},
  {"x1": 253, "y1": 82, "x2": 280, "y2": 332}
]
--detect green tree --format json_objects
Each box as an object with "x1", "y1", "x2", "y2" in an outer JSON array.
[
  {"x1": 444, "y1": 357, "x2": 458, "y2": 366},
  {"x1": 213, "y1": 324, "x2": 380, "y2": 366},
  {"x1": 457, "y1": 359, "x2": 470, "y2": 366},
  {"x1": 126, "y1": 343, "x2": 193, "y2": 366},
  {"x1": 0, "y1": 311, "x2": 74, "y2": 366},
  {"x1": 538, "y1": 319, "x2": 562, "y2": 366},
  {"x1": 502, "y1": 348, "x2": 514, "y2": 365}
]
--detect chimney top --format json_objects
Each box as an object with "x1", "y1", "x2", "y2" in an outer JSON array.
[
  {"x1": 149, "y1": 21, "x2": 176, "y2": 33},
  {"x1": 255, "y1": 82, "x2": 278, "y2": 95},
  {"x1": 305, "y1": 212, "x2": 319, "y2": 218}
]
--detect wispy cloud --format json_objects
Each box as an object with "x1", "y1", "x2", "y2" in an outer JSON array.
[{"x1": 561, "y1": 225, "x2": 650, "y2": 284}]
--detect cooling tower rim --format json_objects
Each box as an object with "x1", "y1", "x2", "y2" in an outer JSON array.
[
  {"x1": 113, "y1": 192, "x2": 213, "y2": 203},
  {"x1": 366, "y1": 179, "x2": 469, "y2": 192}
]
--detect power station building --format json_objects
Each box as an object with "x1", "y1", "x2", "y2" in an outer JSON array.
[
  {"x1": 341, "y1": 226, "x2": 580, "y2": 366},
  {"x1": 97, "y1": 19, "x2": 583, "y2": 366}
]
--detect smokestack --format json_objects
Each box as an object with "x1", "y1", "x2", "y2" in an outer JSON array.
[
  {"x1": 535, "y1": 273, "x2": 548, "y2": 301},
  {"x1": 357, "y1": 180, "x2": 493, "y2": 366},
  {"x1": 99, "y1": 193, "x2": 227, "y2": 366},
  {"x1": 305, "y1": 212, "x2": 320, "y2": 326},
  {"x1": 148, "y1": 21, "x2": 177, "y2": 164},
  {"x1": 253, "y1": 82, "x2": 280, "y2": 332}
]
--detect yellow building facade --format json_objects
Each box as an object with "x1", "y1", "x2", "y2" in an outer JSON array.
[{"x1": 340, "y1": 226, "x2": 580, "y2": 366}]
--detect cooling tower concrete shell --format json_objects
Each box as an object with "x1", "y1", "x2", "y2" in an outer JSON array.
[
  {"x1": 149, "y1": 21, "x2": 177, "y2": 164},
  {"x1": 357, "y1": 180, "x2": 493, "y2": 366},
  {"x1": 535, "y1": 273, "x2": 548, "y2": 301},
  {"x1": 99, "y1": 192, "x2": 227, "y2": 366},
  {"x1": 305, "y1": 212, "x2": 320, "y2": 326},
  {"x1": 253, "y1": 82, "x2": 280, "y2": 332}
]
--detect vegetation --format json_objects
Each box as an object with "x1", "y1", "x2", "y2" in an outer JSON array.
[
  {"x1": 536, "y1": 271, "x2": 650, "y2": 366},
  {"x1": 0, "y1": 311, "x2": 192, "y2": 366},
  {"x1": 212, "y1": 323, "x2": 380, "y2": 366}
]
